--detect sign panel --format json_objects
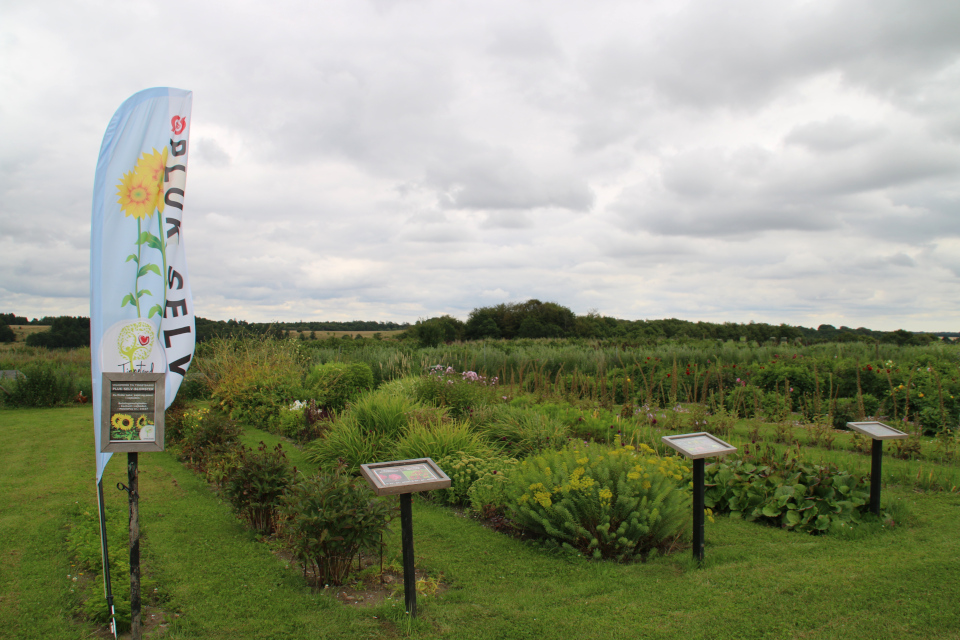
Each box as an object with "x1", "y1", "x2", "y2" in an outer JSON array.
[
  {"x1": 360, "y1": 458, "x2": 451, "y2": 496},
  {"x1": 847, "y1": 421, "x2": 909, "y2": 440},
  {"x1": 100, "y1": 372, "x2": 165, "y2": 452},
  {"x1": 662, "y1": 432, "x2": 737, "y2": 459}
]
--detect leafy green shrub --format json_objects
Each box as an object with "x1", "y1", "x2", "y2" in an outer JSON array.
[
  {"x1": 705, "y1": 444, "x2": 872, "y2": 533},
  {"x1": 823, "y1": 391, "x2": 880, "y2": 429},
  {"x1": 223, "y1": 442, "x2": 294, "y2": 534},
  {"x1": 467, "y1": 461, "x2": 517, "y2": 517},
  {"x1": 270, "y1": 400, "x2": 331, "y2": 442},
  {"x1": 280, "y1": 466, "x2": 395, "y2": 586},
  {"x1": 304, "y1": 362, "x2": 374, "y2": 411},
  {"x1": 172, "y1": 407, "x2": 242, "y2": 472},
  {"x1": 433, "y1": 452, "x2": 518, "y2": 506},
  {"x1": 504, "y1": 442, "x2": 691, "y2": 560},
  {"x1": 414, "y1": 366, "x2": 498, "y2": 418},
  {"x1": 394, "y1": 420, "x2": 493, "y2": 462},
  {"x1": 1, "y1": 363, "x2": 89, "y2": 407},
  {"x1": 176, "y1": 371, "x2": 209, "y2": 400},
  {"x1": 479, "y1": 408, "x2": 569, "y2": 456},
  {"x1": 201, "y1": 336, "x2": 306, "y2": 429}
]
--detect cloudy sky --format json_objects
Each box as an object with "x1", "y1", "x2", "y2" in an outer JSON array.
[{"x1": 2, "y1": 0, "x2": 959, "y2": 331}]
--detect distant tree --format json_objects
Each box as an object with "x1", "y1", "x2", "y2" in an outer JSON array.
[
  {"x1": 25, "y1": 316, "x2": 89, "y2": 349},
  {"x1": 464, "y1": 309, "x2": 501, "y2": 340},
  {"x1": 0, "y1": 319, "x2": 14, "y2": 343},
  {"x1": 410, "y1": 316, "x2": 464, "y2": 347}
]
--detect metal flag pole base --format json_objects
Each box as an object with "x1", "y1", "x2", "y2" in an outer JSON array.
[{"x1": 97, "y1": 478, "x2": 118, "y2": 639}]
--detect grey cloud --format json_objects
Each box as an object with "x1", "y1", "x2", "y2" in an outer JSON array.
[
  {"x1": 785, "y1": 117, "x2": 886, "y2": 153},
  {"x1": 582, "y1": 0, "x2": 960, "y2": 113},
  {"x1": 194, "y1": 138, "x2": 231, "y2": 167},
  {"x1": 488, "y1": 24, "x2": 561, "y2": 60},
  {"x1": 886, "y1": 253, "x2": 916, "y2": 267},
  {"x1": 426, "y1": 148, "x2": 593, "y2": 211},
  {"x1": 480, "y1": 211, "x2": 534, "y2": 230}
]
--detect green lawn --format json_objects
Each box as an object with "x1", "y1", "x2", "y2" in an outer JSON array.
[{"x1": 2, "y1": 407, "x2": 959, "y2": 639}]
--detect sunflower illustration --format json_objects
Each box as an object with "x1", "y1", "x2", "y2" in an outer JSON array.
[
  {"x1": 116, "y1": 170, "x2": 159, "y2": 219},
  {"x1": 111, "y1": 414, "x2": 135, "y2": 431},
  {"x1": 134, "y1": 147, "x2": 168, "y2": 213},
  {"x1": 136, "y1": 415, "x2": 152, "y2": 429}
]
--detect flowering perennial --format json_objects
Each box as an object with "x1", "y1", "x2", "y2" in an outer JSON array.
[{"x1": 505, "y1": 441, "x2": 691, "y2": 560}]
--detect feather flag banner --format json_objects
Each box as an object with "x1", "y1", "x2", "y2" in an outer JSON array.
[{"x1": 90, "y1": 88, "x2": 194, "y2": 481}]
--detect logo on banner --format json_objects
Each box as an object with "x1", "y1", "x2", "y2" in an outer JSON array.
[{"x1": 102, "y1": 319, "x2": 167, "y2": 373}]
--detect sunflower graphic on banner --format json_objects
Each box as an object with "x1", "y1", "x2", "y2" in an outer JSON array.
[{"x1": 91, "y1": 88, "x2": 194, "y2": 481}]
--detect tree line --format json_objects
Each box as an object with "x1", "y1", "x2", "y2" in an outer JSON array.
[
  {"x1": 1, "y1": 304, "x2": 949, "y2": 348},
  {"x1": 404, "y1": 300, "x2": 947, "y2": 347}
]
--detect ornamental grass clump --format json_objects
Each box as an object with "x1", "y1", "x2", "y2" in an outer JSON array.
[
  {"x1": 280, "y1": 466, "x2": 395, "y2": 586},
  {"x1": 479, "y1": 408, "x2": 569, "y2": 457},
  {"x1": 504, "y1": 441, "x2": 691, "y2": 561},
  {"x1": 394, "y1": 419, "x2": 493, "y2": 462},
  {"x1": 305, "y1": 392, "x2": 416, "y2": 472}
]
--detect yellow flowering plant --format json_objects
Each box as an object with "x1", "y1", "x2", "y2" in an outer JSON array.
[
  {"x1": 504, "y1": 440, "x2": 691, "y2": 560},
  {"x1": 116, "y1": 147, "x2": 169, "y2": 320}
]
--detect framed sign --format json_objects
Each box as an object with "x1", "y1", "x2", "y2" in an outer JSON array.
[
  {"x1": 662, "y1": 432, "x2": 737, "y2": 459},
  {"x1": 360, "y1": 458, "x2": 451, "y2": 496},
  {"x1": 99, "y1": 372, "x2": 165, "y2": 452},
  {"x1": 847, "y1": 421, "x2": 909, "y2": 441}
]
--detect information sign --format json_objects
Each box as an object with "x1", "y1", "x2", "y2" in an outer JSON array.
[
  {"x1": 360, "y1": 458, "x2": 451, "y2": 496},
  {"x1": 846, "y1": 422, "x2": 909, "y2": 440},
  {"x1": 99, "y1": 372, "x2": 165, "y2": 452},
  {"x1": 662, "y1": 432, "x2": 737, "y2": 459}
]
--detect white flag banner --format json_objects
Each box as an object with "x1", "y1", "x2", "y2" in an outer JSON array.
[{"x1": 90, "y1": 88, "x2": 195, "y2": 481}]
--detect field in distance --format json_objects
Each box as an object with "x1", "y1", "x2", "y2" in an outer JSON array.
[
  {"x1": 7, "y1": 325, "x2": 49, "y2": 342},
  {"x1": 290, "y1": 329, "x2": 405, "y2": 339}
]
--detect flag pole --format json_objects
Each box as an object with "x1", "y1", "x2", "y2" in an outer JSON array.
[{"x1": 96, "y1": 478, "x2": 118, "y2": 639}]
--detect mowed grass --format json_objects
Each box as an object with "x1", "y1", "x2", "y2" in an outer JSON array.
[{"x1": 2, "y1": 408, "x2": 960, "y2": 639}]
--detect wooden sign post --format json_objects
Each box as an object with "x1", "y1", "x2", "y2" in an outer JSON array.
[
  {"x1": 662, "y1": 432, "x2": 737, "y2": 564},
  {"x1": 360, "y1": 458, "x2": 450, "y2": 618}
]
